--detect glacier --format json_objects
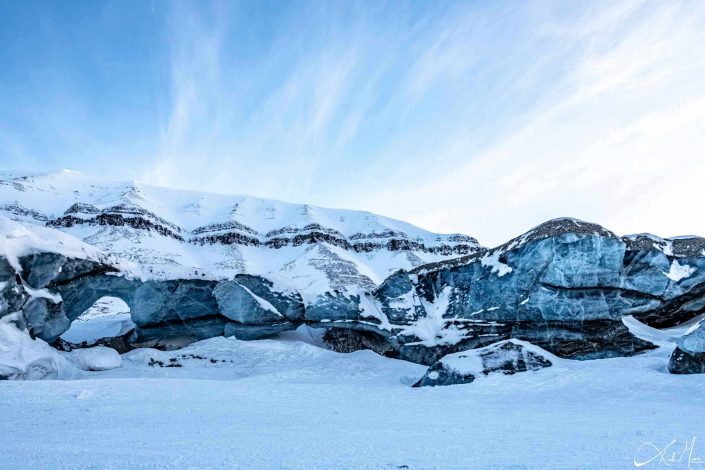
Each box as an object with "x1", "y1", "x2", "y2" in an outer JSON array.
[{"x1": 3, "y1": 171, "x2": 705, "y2": 374}]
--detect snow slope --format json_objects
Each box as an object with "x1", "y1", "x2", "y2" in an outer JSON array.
[
  {"x1": 0, "y1": 329, "x2": 704, "y2": 469},
  {"x1": 0, "y1": 214, "x2": 114, "y2": 272},
  {"x1": 0, "y1": 170, "x2": 481, "y2": 295}
]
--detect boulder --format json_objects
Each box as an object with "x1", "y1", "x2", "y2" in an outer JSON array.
[
  {"x1": 668, "y1": 321, "x2": 705, "y2": 374},
  {"x1": 214, "y1": 280, "x2": 286, "y2": 324},
  {"x1": 233, "y1": 274, "x2": 305, "y2": 322},
  {"x1": 413, "y1": 339, "x2": 553, "y2": 387}
]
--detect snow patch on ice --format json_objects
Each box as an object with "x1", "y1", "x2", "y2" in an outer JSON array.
[
  {"x1": 402, "y1": 287, "x2": 463, "y2": 346},
  {"x1": 239, "y1": 284, "x2": 282, "y2": 316},
  {"x1": 20, "y1": 282, "x2": 62, "y2": 303},
  {"x1": 664, "y1": 259, "x2": 696, "y2": 282},
  {"x1": 0, "y1": 215, "x2": 103, "y2": 271},
  {"x1": 358, "y1": 293, "x2": 392, "y2": 331},
  {"x1": 622, "y1": 314, "x2": 703, "y2": 348},
  {"x1": 660, "y1": 240, "x2": 675, "y2": 256},
  {"x1": 441, "y1": 350, "x2": 484, "y2": 376},
  {"x1": 481, "y1": 251, "x2": 513, "y2": 277}
]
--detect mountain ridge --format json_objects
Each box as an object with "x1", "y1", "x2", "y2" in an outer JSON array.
[{"x1": 0, "y1": 170, "x2": 482, "y2": 295}]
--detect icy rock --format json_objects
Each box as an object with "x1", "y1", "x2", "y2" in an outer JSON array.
[
  {"x1": 668, "y1": 321, "x2": 705, "y2": 374},
  {"x1": 214, "y1": 280, "x2": 285, "y2": 324},
  {"x1": 234, "y1": 274, "x2": 305, "y2": 322},
  {"x1": 22, "y1": 296, "x2": 69, "y2": 341},
  {"x1": 133, "y1": 316, "x2": 227, "y2": 346},
  {"x1": 413, "y1": 340, "x2": 553, "y2": 387},
  {"x1": 381, "y1": 218, "x2": 705, "y2": 362},
  {"x1": 68, "y1": 346, "x2": 122, "y2": 371},
  {"x1": 0, "y1": 258, "x2": 25, "y2": 318},
  {"x1": 224, "y1": 320, "x2": 296, "y2": 340},
  {"x1": 304, "y1": 291, "x2": 365, "y2": 322},
  {"x1": 55, "y1": 274, "x2": 136, "y2": 325},
  {"x1": 18, "y1": 252, "x2": 67, "y2": 289},
  {"x1": 130, "y1": 280, "x2": 219, "y2": 326},
  {"x1": 373, "y1": 270, "x2": 425, "y2": 323}
]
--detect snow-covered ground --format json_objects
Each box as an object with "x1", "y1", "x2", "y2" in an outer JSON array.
[{"x1": 1, "y1": 324, "x2": 704, "y2": 469}]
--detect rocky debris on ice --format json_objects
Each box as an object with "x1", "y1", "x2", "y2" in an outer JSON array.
[{"x1": 413, "y1": 339, "x2": 554, "y2": 387}]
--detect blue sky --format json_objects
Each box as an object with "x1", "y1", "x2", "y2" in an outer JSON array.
[{"x1": 1, "y1": 0, "x2": 705, "y2": 245}]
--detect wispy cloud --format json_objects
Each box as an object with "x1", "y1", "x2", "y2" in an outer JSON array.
[
  {"x1": 142, "y1": 2, "x2": 371, "y2": 197},
  {"x1": 4, "y1": 1, "x2": 704, "y2": 244},
  {"x1": 351, "y1": 0, "x2": 705, "y2": 245},
  {"x1": 144, "y1": 2, "x2": 227, "y2": 188}
]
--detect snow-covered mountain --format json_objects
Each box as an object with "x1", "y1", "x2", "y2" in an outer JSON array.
[{"x1": 0, "y1": 170, "x2": 481, "y2": 296}]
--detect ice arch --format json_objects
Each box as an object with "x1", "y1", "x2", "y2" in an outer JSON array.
[{"x1": 59, "y1": 297, "x2": 134, "y2": 346}]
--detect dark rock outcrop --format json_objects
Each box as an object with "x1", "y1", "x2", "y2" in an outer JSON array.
[
  {"x1": 49, "y1": 203, "x2": 185, "y2": 241},
  {"x1": 668, "y1": 347, "x2": 705, "y2": 374}
]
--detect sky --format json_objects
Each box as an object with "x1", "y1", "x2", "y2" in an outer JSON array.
[{"x1": 1, "y1": 0, "x2": 704, "y2": 246}]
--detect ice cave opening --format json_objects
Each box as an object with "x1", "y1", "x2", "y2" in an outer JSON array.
[{"x1": 59, "y1": 296, "x2": 135, "y2": 350}]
